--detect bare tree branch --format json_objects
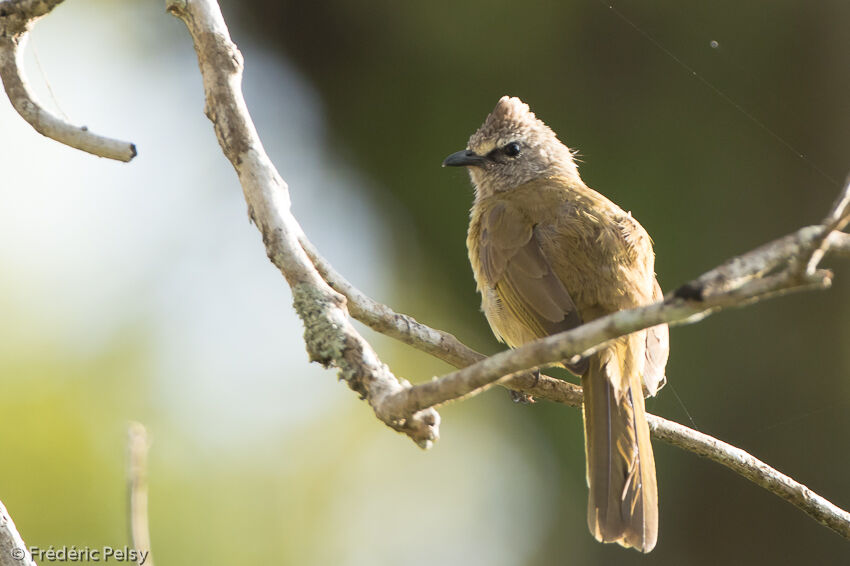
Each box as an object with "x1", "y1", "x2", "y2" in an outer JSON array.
[
  {"x1": 300, "y1": 237, "x2": 487, "y2": 369},
  {"x1": 807, "y1": 172, "x2": 850, "y2": 273},
  {"x1": 0, "y1": 499, "x2": 36, "y2": 566},
  {"x1": 649, "y1": 416, "x2": 850, "y2": 540},
  {"x1": 0, "y1": 0, "x2": 136, "y2": 161},
  {"x1": 827, "y1": 230, "x2": 850, "y2": 257},
  {"x1": 165, "y1": 0, "x2": 439, "y2": 448}
]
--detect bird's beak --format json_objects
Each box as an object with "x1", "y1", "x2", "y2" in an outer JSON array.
[{"x1": 442, "y1": 149, "x2": 487, "y2": 168}]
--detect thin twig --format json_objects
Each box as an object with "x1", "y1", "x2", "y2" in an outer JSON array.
[
  {"x1": 827, "y1": 231, "x2": 850, "y2": 257},
  {"x1": 0, "y1": 0, "x2": 136, "y2": 161},
  {"x1": 807, "y1": 173, "x2": 850, "y2": 273},
  {"x1": 127, "y1": 422, "x2": 154, "y2": 566},
  {"x1": 649, "y1": 416, "x2": 850, "y2": 539},
  {"x1": 300, "y1": 237, "x2": 486, "y2": 369}
]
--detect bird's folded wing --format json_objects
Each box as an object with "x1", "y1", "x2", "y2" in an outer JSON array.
[{"x1": 480, "y1": 202, "x2": 587, "y2": 373}]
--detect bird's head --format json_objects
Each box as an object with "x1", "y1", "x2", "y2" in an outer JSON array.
[{"x1": 443, "y1": 96, "x2": 579, "y2": 198}]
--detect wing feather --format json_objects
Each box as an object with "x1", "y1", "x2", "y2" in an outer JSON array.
[{"x1": 480, "y1": 202, "x2": 587, "y2": 374}]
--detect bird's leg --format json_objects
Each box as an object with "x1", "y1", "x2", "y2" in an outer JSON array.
[
  {"x1": 509, "y1": 390, "x2": 535, "y2": 404},
  {"x1": 509, "y1": 369, "x2": 540, "y2": 404}
]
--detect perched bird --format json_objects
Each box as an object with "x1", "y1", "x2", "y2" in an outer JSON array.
[{"x1": 443, "y1": 96, "x2": 669, "y2": 552}]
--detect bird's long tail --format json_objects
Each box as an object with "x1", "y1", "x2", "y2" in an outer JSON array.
[{"x1": 582, "y1": 334, "x2": 658, "y2": 553}]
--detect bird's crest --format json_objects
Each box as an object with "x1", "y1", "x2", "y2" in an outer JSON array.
[{"x1": 468, "y1": 96, "x2": 554, "y2": 155}]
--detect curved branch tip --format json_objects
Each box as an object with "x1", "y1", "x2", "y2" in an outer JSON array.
[{"x1": 0, "y1": 3, "x2": 137, "y2": 162}]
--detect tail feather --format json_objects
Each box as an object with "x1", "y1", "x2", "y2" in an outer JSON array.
[{"x1": 582, "y1": 338, "x2": 658, "y2": 553}]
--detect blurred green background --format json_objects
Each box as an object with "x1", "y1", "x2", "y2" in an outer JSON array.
[{"x1": 1, "y1": 0, "x2": 849, "y2": 564}]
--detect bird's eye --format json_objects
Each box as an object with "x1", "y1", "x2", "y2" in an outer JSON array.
[{"x1": 503, "y1": 142, "x2": 521, "y2": 157}]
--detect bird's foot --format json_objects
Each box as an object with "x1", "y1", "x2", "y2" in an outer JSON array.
[{"x1": 509, "y1": 390, "x2": 536, "y2": 404}]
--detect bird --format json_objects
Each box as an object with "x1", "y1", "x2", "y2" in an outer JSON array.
[{"x1": 443, "y1": 96, "x2": 669, "y2": 552}]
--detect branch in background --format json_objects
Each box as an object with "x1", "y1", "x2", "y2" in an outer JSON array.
[
  {"x1": 166, "y1": 0, "x2": 438, "y2": 448},
  {"x1": 0, "y1": 0, "x2": 136, "y2": 161},
  {"x1": 0, "y1": 499, "x2": 35, "y2": 566},
  {"x1": 127, "y1": 422, "x2": 154, "y2": 566},
  {"x1": 650, "y1": 417, "x2": 850, "y2": 540}
]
